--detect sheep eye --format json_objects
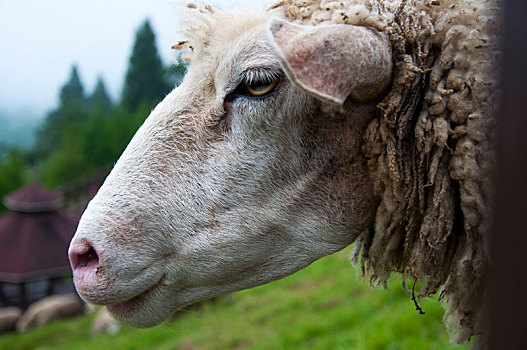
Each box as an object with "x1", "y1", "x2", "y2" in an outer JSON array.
[
  {"x1": 226, "y1": 70, "x2": 282, "y2": 101},
  {"x1": 243, "y1": 78, "x2": 279, "y2": 96}
]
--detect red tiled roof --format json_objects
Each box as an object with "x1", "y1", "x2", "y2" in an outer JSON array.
[
  {"x1": 3, "y1": 183, "x2": 62, "y2": 212},
  {"x1": 0, "y1": 210, "x2": 79, "y2": 283},
  {"x1": 0, "y1": 185, "x2": 79, "y2": 283}
]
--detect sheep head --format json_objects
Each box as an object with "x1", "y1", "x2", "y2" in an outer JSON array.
[{"x1": 68, "y1": 8, "x2": 392, "y2": 327}]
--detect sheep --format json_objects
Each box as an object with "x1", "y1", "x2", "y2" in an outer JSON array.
[
  {"x1": 16, "y1": 294, "x2": 84, "y2": 331},
  {"x1": 0, "y1": 307, "x2": 22, "y2": 334},
  {"x1": 266, "y1": 0, "x2": 500, "y2": 344},
  {"x1": 90, "y1": 308, "x2": 121, "y2": 336},
  {"x1": 68, "y1": 0, "x2": 500, "y2": 347}
]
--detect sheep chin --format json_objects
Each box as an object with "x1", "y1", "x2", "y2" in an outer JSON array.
[{"x1": 105, "y1": 277, "x2": 175, "y2": 328}]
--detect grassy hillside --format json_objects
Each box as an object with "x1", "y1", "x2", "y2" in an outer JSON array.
[{"x1": 0, "y1": 247, "x2": 470, "y2": 349}]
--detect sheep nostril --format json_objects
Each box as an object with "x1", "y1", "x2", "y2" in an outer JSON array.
[{"x1": 69, "y1": 243, "x2": 99, "y2": 272}]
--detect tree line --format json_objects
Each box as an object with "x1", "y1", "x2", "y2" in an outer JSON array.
[{"x1": 0, "y1": 19, "x2": 187, "y2": 211}]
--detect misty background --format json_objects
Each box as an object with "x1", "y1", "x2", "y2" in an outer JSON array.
[
  {"x1": 0, "y1": 0, "x2": 268, "y2": 150},
  {"x1": 0, "y1": 0, "x2": 268, "y2": 208}
]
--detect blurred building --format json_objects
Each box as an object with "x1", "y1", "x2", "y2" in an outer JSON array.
[{"x1": 0, "y1": 184, "x2": 79, "y2": 309}]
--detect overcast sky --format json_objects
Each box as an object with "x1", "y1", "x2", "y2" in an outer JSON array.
[{"x1": 0, "y1": 0, "x2": 269, "y2": 116}]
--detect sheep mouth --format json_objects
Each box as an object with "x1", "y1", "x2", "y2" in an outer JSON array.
[
  {"x1": 106, "y1": 291, "x2": 146, "y2": 316},
  {"x1": 105, "y1": 277, "x2": 164, "y2": 323}
]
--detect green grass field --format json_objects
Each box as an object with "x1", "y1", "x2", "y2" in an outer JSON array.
[{"x1": 0, "y1": 247, "x2": 470, "y2": 349}]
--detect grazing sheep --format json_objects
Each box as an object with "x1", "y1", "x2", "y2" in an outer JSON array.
[
  {"x1": 16, "y1": 294, "x2": 84, "y2": 331},
  {"x1": 0, "y1": 307, "x2": 22, "y2": 334},
  {"x1": 69, "y1": 0, "x2": 500, "y2": 347},
  {"x1": 90, "y1": 308, "x2": 120, "y2": 336}
]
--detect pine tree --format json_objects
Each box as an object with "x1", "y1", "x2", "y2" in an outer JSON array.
[
  {"x1": 0, "y1": 150, "x2": 25, "y2": 212},
  {"x1": 34, "y1": 65, "x2": 87, "y2": 158},
  {"x1": 165, "y1": 55, "x2": 188, "y2": 88},
  {"x1": 88, "y1": 76, "x2": 112, "y2": 112},
  {"x1": 122, "y1": 19, "x2": 169, "y2": 110},
  {"x1": 60, "y1": 65, "x2": 84, "y2": 105}
]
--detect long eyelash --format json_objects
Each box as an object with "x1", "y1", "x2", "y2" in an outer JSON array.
[{"x1": 244, "y1": 69, "x2": 281, "y2": 84}]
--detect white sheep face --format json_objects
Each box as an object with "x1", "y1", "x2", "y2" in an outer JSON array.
[{"x1": 69, "y1": 9, "x2": 391, "y2": 327}]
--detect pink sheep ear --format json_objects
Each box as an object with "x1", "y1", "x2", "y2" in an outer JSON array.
[{"x1": 267, "y1": 18, "x2": 392, "y2": 104}]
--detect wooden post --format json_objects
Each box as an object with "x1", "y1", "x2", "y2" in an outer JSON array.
[
  {"x1": 47, "y1": 277, "x2": 59, "y2": 296},
  {"x1": 19, "y1": 282, "x2": 28, "y2": 310},
  {"x1": 0, "y1": 281, "x2": 4, "y2": 307},
  {"x1": 488, "y1": 0, "x2": 527, "y2": 348}
]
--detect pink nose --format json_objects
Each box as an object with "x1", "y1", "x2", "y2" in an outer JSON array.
[{"x1": 69, "y1": 240, "x2": 99, "y2": 273}]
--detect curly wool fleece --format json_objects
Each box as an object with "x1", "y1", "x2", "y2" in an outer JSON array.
[{"x1": 269, "y1": 0, "x2": 501, "y2": 345}]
